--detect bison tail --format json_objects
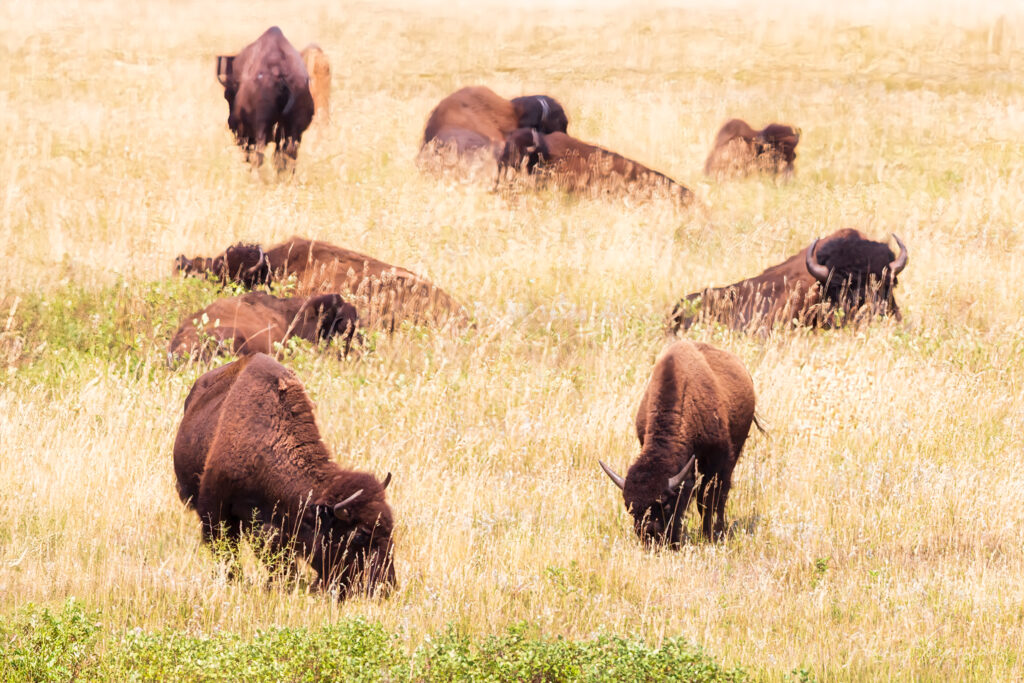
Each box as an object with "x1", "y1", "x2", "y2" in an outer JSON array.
[{"x1": 752, "y1": 413, "x2": 769, "y2": 435}]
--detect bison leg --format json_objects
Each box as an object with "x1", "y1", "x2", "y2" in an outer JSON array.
[
  {"x1": 696, "y1": 466, "x2": 733, "y2": 542},
  {"x1": 273, "y1": 135, "x2": 300, "y2": 174}
]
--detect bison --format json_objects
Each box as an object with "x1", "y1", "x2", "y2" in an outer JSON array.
[
  {"x1": 216, "y1": 27, "x2": 314, "y2": 171},
  {"x1": 704, "y1": 118, "x2": 800, "y2": 178},
  {"x1": 175, "y1": 236, "x2": 467, "y2": 328},
  {"x1": 421, "y1": 86, "x2": 569, "y2": 166},
  {"x1": 671, "y1": 229, "x2": 909, "y2": 333},
  {"x1": 168, "y1": 291, "x2": 358, "y2": 361},
  {"x1": 499, "y1": 128, "x2": 692, "y2": 203},
  {"x1": 174, "y1": 353, "x2": 395, "y2": 596},
  {"x1": 300, "y1": 44, "x2": 331, "y2": 124},
  {"x1": 599, "y1": 340, "x2": 757, "y2": 544}
]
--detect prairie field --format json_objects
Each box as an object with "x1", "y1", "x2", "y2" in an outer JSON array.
[{"x1": 2, "y1": 0, "x2": 1024, "y2": 679}]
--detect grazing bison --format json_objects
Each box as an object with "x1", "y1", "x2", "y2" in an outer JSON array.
[
  {"x1": 216, "y1": 27, "x2": 314, "y2": 171},
  {"x1": 671, "y1": 229, "x2": 909, "y2": 333},
  {"x1": 421, "y1": 86, "x2": 568, "y2": 165},
  {"x1": 599, "y1": 340, "x2": 757, "y2": 544},
  {"x1": 168, "y1": 292, "x2": 358, "y2": 361},
  {"x1": 174, "y1": 353, "x2": 395, "y2": 596},
  {"x1": 300, "y1": 44, "x2": 331, "y2": 124},
  {"x1": 175, "y1": 236, "x2": 467, "y2": 328},
  {"x1": 499, "y1": 128, "x2": 692, "y2": 203},
  {"x1": 704, "y1": 118, "x2": 800, "y2": 178}
]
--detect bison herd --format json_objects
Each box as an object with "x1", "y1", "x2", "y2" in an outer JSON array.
[{"x1": 165, "y1": 26, "x2": 914, "y2": 598}]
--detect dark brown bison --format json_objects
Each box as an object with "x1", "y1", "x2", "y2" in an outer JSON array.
[
  {"x1": 599, "y1": 340, "x2": 757, "y2": 544},
  {"x1": 300, "y1": 44, "x2": 331, "y2": 124},
  {"x1": 499, "y1": 128, "x2": 692, "y2": 203},
  {"x1": 175, "y1": 236, "x2": 466, "y2": 328},
  {"x1": 704, "y1": 118, "x2": 800, "y2": 178},
  {"x1": 421, "y1": 86, "x2": 568, "y2": 164},
  {"x1": 671, "y1": 229, "x2": 909, "y2": 333},
  {"x1": 173, "y1": 353, "x2": 395, "y2": 596},
  {"x1": 217, "y1": 27, "x2": 314, "y2": 171},
  {"x1": 168, "y1": 291, "x2": 358, "y2": 361}
]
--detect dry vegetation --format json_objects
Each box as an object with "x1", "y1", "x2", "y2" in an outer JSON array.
[{"x1": 2, "y1": 0, "x2": 1024, "y2": 679}]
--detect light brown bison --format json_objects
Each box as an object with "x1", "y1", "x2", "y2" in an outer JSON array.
[
  {"x1": 421, "y1": 86, "x2": 569, "y2": 163},
  {"x1": 217, "y1": 27, "x2": 314, "y2": 171},
  {"x1": 704, "y1": 118, "x2": 800, "y2": 178},
  {"x1": 671, "y1": 229, "x2": 908, "y2": 333},
  {"x1": 599, "y1": 340, "x2": 758, "y2": 545},
  {"x1": 499, "y1": 128, "x2": 692, "y2": 203},
  {"x1": 168, "y1": 292, "x2": 357, "y2": 361},
  {"x1": 300, "y1": 44, "x2": 331, "y2": 124},
  {"x1": 173, "y1": 353, "x2": 395, "y2": 596},
  {"x1": 175, "y1": 236, "x2": 467, "y2": 328}
]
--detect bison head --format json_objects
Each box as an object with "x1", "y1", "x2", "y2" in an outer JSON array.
[
  {"x1": 298, "y1": 472, "x2": 396, "y2": 597},
  {"x1": 805, "y1": 232, "x2": 908, "y2": 325},
  {"x1": 755, "y1": 124, "x2": 800, "y2": 173},
  {"x1": 217, "y1": 242, "x2": 272, "y2": 288},
  {"x1": 498, "y1": 128, "x2": 549, "y2": 175},
  {"x1": 599, "y1": 456, "x2": 696, "y2": 546},
  {"x1": 295, "y1": 294, "x2": 360, "y2": 353},
  {"x1": 511, "y1": 95, "x2": 569, "y2": 135}
]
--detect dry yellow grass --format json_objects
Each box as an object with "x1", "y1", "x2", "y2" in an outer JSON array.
[{"x1": 2, "y1": 0, "x2": 1024, "y2": 678}]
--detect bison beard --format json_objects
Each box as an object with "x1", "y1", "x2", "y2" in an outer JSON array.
[
  {"x1": 173, "y1": 354, "x2": 396, "y2": 597},
  {"x1": 599, "y1": 341, "x2": 757, "y2": 545},
  {"x1": 217, "y1": 27, "x2": 314, "y2": 172}
]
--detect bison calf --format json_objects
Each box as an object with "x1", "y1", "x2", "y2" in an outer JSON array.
[
  {"x1": 174, "y1": 353, "x2": 395, "y2": 596},
  {"x1": 169, "y1": 291, "x2": 358, "y2": 361},
  {"x1": 599, "y1": 341, "x2": 757, "y2": 544},
  {"x1": 499, "y1": 128, "x2": 692, "y2": 203},
  {"x1": 300, "y1": 44, "x2": 331, "y2": 124},
  {"x1": 704, "y1": 118, "x2": 800, "y2": 179}
]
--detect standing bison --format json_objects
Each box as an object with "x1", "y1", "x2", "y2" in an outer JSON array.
[
  {"x1": 300, "y1": 44, "x2": 331, "y2": 124},
  {"x1": 217, "y1": 27, "x2": 314, "y2": 171},
  {"x1": 672, "y1": 229, "x2": 908, "y2": 333},
  {"x1": 173, "y1": 353, "x2": 395, "y2": 597},
  {"x1": 168, "y1": 292, "x2": 358, "y2": 362},
  {"x1": 704, "y1": 118, "x2": 800, "y2": 178},
  {"x1": 499, "y1": 128, "x2": 692, "y2": 203},
  {"x1": 599, "y1": 340, "x2": 758, "y2": 544},
  {"x1": 421, "y1": 86, "x2": 568, "y2": 167},
  {"x1": 175, "y1": 236, "x2": 467, "y2": 328}
]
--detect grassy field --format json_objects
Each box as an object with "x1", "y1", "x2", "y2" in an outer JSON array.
[{"x1": 2, "y1": 0, "x2": 1024, "y2": 679}]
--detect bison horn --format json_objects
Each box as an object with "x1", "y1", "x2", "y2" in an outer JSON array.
[
  {"x1": 333, "y1": 489, "x2": 364, "y2": 515},
  {"x1": 381, "y1": 472, "x2": 392, "y2": 490},
  {"x1": 282, "y1": 85, "x2": 296, "y2": 116},
  {"x1": 666, "y1": 455, "x2": 697, "y2": 493},
  {"x1": 888, "y1": 233, "x2": 908, "y2": 276},
  {"x1": 244, "y1": 247, "x2": 267, "y2": 275},
  {"x1": 805, "y1": 237, "x2": 831, "y2": 283},
  {"x1": 598, "y1": 460, "x2": 626, "y2": 491}
]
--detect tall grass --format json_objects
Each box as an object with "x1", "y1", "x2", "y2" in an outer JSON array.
[{"x1": 2, "y1": 0, "x2": 1024, "y2": 678}]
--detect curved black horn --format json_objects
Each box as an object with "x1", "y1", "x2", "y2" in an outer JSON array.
[
  {"x1": 599, "y1": 460, "x2": 625, "y2": 491},
  {"x1": 244, "y1": 246, "x2": 267, "y2": 275},
  {"x1": 888, "y1": 233, "x2": 908, "y2": 276},
  {"x1": 804, "y1": 237, "x2": 831, "y2": 283},
  {"x1": 381, "y1": 472, "x2": 392, "y2": 491},
  {"x1": 282, "y1": 85, "x2": 296, "y2": 116},
  {"x1": 666, "y1": 455, "x2": 696, "y2": 493},
  {"x1": 333, "y1": 489, "x2": 364, "y2": 515}
]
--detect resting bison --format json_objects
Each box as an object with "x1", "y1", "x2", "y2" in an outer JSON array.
[
  {"x1": 599, "y1": 340, "x2": 757, "y2": 544},
  {"x1": 168, "y1": 292, "x2": 358, "y2": 361},
  {"x1": 175, "y1": 236, "x2": 467, "y2": 328},
  {"x1": 174, "y1": 354, "x2": 395, "y2": 595},
  {"x1": 671, "y1": 229, "x2": 909, "y2": 333},
  {"x1": 421, "y1": 86, "x2": 568, "y2": 164},
  {"x1": 216, "y1": 27, "x2": 314, "y2": 171},
  {"x1": 704, "y1": 119, "x2": 800, "y2": 178},
  {"x1": 300, "y1": 44, "x2": 331, "y2": 124},
  {"x1": 499, "y1": 128, "x2": 692, "y2": 203}
]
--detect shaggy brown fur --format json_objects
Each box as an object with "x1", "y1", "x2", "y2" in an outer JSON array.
[
  {"x1": 176, "y1": 353, "x2": 395, "y2": 596},
  {"x1": 499, "y1": 129, "x2": 692, "y2": 203},
  {"x1": 421, "y1": 86, "x2": 568, "y2": 165},
  {"x1": 216, "y1": 27, "x2": 314, "y2": 171},
  {"x1": 300, "y1": 44, "x2": 331, "y2": 124},
  {"x1": 704, "y1": 118, "x2": 800, "y2": 178},
  {"x1": 168, "y1": 292, "x2": 358, "y2": 361},
  {"x1": 175, "y1": 236, "x2": 467, "y2": 328},
  {"x1": 600, "y1": 341, "x2": 757, "y2": 544},
  {"x1": 671, "y1": 229, "x2": 909, "y2": 333}
]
